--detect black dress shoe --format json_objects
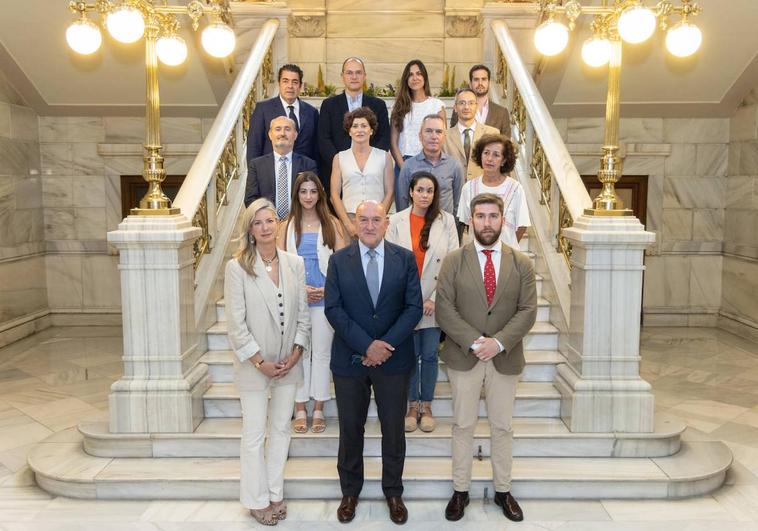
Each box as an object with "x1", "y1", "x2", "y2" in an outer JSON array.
[
  {"x1": 386, "y1": 496, "x2": 408, "y2": 525},
  {"x1": 494, "y1": 491, "x2": 523, "y2": 521},
  {"x1": 444, "y1": 490, "x2": 470, "y2": 521},
  {"x1": 337, "y1": 495, "x2": 358, "y2": 523}
]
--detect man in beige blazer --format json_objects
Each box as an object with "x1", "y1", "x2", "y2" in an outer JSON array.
[
  {"x1": 450, "y1": 64, "x2": 511, "y2": 137},
  {"x1": 444, "y1": 88, "x2": 499, "y2": 182},
  {"x1": 435, "y1": 193, "x2": 537, "y2": 522}
]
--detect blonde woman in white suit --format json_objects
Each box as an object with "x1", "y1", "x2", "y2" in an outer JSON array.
[
  {"x1": 224, "y1": 197, "x2": 311, "y2": 526},
  {"x1": 386, "y1": 171, "x2": 459, "y2": 433}
]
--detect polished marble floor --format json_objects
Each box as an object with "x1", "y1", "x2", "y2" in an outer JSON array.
[{"x1": 1, "y1": 326, "x2": 758, "y2": 529}]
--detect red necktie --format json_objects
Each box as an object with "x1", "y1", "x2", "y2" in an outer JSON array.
[{"x1": 482, "y1": 249, "x2": 496, "y2": 306}]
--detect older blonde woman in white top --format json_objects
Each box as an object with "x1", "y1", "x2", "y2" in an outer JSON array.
[
  {"x1": 330, "y1": 106, "x2": 394, "y2": 238},
  {"x1": 224, "y1": 198, "x2": 310, "y2": 526},
  {"x1": 386, "y1": 171, "x2": 459, "y2": 433}
]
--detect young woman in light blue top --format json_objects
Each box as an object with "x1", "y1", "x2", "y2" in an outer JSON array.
[{"x1": 278, "y1": 171, "x2": 347, "y2": 434}]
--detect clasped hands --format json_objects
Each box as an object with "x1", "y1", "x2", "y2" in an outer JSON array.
[
  {"x1": 305, "y1": 285, "x2": 324, "y2": 304},
  {"x1": 470, "y1": 336, "x2": 502, "y2": 362},
  {"x1": 361, "y1": 339, "x2": 395, "y2": 367},
  {"x1": 252, "y1": 345, "x2": 302, "y2": 379}
]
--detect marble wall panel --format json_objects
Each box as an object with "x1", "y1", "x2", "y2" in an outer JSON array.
[
  {"x1": 0, "y1": 103, "x2": 10, "y2": 138},
  {"x1": 664, "y1": 118, "x2": 729, "y2": 144},
  {"x1": 0, "y1": 138, "x2": 33, "y2": 175},
  {"x1": 42, "y1": 177, "x2": 72, "y2": 208},
  {"x1": 44, "y1": 208, "x2": 75, "y2": 240},
  {"x1": 689, "y1": 255, "x2": 723, "y2": 310},
  {"x1": 730, "y1": 105, "x2": 758, "y2": 142},
  {"x1": 738, "y1": 141, "x2": 758, "y2": 175},
  {"x1": 721, "y1": 255, "x2": 758, "y2": 325},
  {"x1": 103, "y1": 117, "x2": 202, "y2": 144},
  {"x1": 0, "y1": 255, "x2": 47, "y2": 324},
  {"x1": 105, "y1": 173, "x2": 122, "y2": 232},
  {"x1": 40, "y1": 143, "x2": 73, "y2": 177},
  {"x1": 566, "y1": 118, "x2": 663, "y2": 144},
  {"x1": 728, "y1": 142, "x2": 740, "y2": 175},
  {"x1": 0, "y1": 72, "x2": 23, "y2": 105},
  {"x1": 10, "y1": 105, "x2": 38, "y2": 142},
  {"x1": 724, "y1": 210, "x2": 758, "y2": 250},
  {"x1": 325, "y1": 13, "x2": 444, "y2": 38},
  {"x1": 664, "y1": 144, "x2": 697, "y2": 176},
  {"x1": 288, "y1": 38, "x2": 326, "y2": 64},
  {"x1": 323, "y1": 63, "x2": 444, "y2": 91},
  {"x1": 71, "y1": 143, "x2": 104, "y2": 176},
  {"x1": 82, "y1": 254, "x2": 121, "y2": 309},
  {"x1": 74, "y1": 208, "x2": 107, "y2": 241},
  {"x1": 695, "y1": 144, "x2": 728, "y2": 178},
  {"x1": 642, "y1": 255, "x2": 691, "y2": 309},
  {"x1": 39, "y1": 117, "x2": 104, "y2": 144},
  {"x1": 45, "y1": 254, "x2": 83, "y2": 310},
  {"x1": 725, "y1": 176, "x2": 756, "y2": 209},
  {"x1": 692, "y1": 209, "x2": 724, "y2": 241},
  {"x1": 663, "y1": 177, "x2": 725, "y2": 209},
  {"x1": 14, "y1": 175, "x2": 41, "y2": 209},
  {"x1": 662, "y1": 208, "x2": 692, "y2": 241},
  {"x1": 326, "y1": 0, "x2": 443, "y2": 9},
  {"x1": 443, "y1": 39, "x2": 483, "y2": 64},
  {"x1": 72, "y1": 176, "x2": 105, "y2": 208},
  {"x1": 326, "y1": 39, "x2": 445, "y2": 65}
]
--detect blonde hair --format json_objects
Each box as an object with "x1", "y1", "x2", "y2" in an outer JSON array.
[{"x1": 234, "y1": 198, "x2": 278, "y2": 277}]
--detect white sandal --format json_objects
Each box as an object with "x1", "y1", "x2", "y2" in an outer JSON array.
[{"x1": 292, "y1": 409, "x2": 308, "y2": 433}]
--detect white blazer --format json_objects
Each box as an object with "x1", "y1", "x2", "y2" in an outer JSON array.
[
  {"x1": 223, "y1": 251, "x2": 311, "y2": 392},
  {"x1": 386, "y1": 207, "x2": 460, "y2": 329},
  {"x1": 284, "y1": 219, "x2": 333, "y2": 277}
]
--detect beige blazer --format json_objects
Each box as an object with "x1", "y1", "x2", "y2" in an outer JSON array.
[
  {"x1": 223, "y1": 251, "x2": 311, "y2": 391},
  {"x1": 444, "y1": 121, "x2": 500, "y2": 181},
  {"x1": 435, "y1": 242, "x2": 537, "y2": 375},
  {"x1": 386, "y1": 207, "x2": 460, "y2": 329},
  {"x1": 451, "y1": 99, "x2": 511, "y2": 138}
]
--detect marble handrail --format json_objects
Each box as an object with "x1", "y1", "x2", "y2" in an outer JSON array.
[
  {"x1": 491, "y1": 19, "x2": 592, "y2": 220},
  {"x1": 173, "y1": 18, "x2": 279, "y2": 219}
]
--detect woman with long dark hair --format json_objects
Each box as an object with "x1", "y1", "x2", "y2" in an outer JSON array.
[
  {"x1": 277, "y1": 172, "x2": 347, "y2": 434},
  {"x1": 386, "y1": 171, "x2": 459, "y2": 432},
  {"x1": 390, "y1": 60, "x2": 446, "y2": 208},
  {"x1": 224, "y1": 198, "x2": 310, "y2": 525}
]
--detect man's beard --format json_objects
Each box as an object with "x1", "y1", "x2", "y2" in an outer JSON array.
[
  {"x1": 474, "y1": 225, "x2": 502, "y2": 246},
  {"x1": 473, "y1": 87, "x2": 488, "y2": 97}
]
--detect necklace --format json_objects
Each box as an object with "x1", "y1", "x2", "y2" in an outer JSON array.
[
  {"x1": 260, "y1": 252, "x2": 278, "y2": 272},
  {"x1": 303, "y1": 218, "x2": 320, "y2": 230}
]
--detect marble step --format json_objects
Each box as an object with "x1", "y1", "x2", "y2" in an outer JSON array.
[
  {"x1": 200, "y1": 349, "x2": 564, "y2": 384},
  {"x1": 203, "y1": 381, "x2": 561, "y2": 419},
  {"x1": 215, "y1": 293, "x2": 550, "y2": 323},
  {"x1": 79, "y1": 416, "x2": 685, "y2": 459},
  {"x1": 30, "y1": 429, "x2": 732, "y2": 500},
  {"x1": 206, "y1": 320, "x2": 559, "y2": 352}
]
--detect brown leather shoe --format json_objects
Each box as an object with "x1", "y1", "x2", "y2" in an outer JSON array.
[
  {"x1": 337, "y1": 495, "x2": 358, "y2": 523},
  {"x1": 494, "y1": 491, "x2": 523, "y2": 522},
  {"x1": 444, "y1": 490, "x2": 469, "y2": 521},
  {"x1": 386, "y1": 495, "x2": 408, "y2": 524}
]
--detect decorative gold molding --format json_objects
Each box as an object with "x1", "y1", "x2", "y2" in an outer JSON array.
[
  {"x1": 287, "y1": 15, "x2": 325, "y2": 37},
  {"x1": 530, "y1": 136, "x2": 552, "y2": 210},
  {"x1": 446, "y1": 15, "x2": 482, "y2": 37},
  {"x1": 192, "y1": 195, "x2": 210, "y2": 269},
  {"x1": 511, "y1": 85, "x2": 527, "y2": 143},
  {"x1": 557, "y1": 195, "x2": 573, "y2": 269}
]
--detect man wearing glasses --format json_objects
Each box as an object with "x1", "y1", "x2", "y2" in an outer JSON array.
[{"x1": 444, "y1": 88, "x2": 499, "y2": 182}]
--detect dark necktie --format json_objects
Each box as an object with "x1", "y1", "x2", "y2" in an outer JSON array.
[
  {"x1": 287, "y1": 105, "x2": 299, "y2": 131},
  {"x1": 463, "y1": 128, "x2": 472, "y2": 164},
  {"x1": 482, "y1": 249, "x2": 496, "y2": 306}
]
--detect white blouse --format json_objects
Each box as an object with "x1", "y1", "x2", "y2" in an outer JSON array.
[
  {"x1": 338, "y1": 147, "x2": 388, "y2": 213},
  {"x1": 397, "y1": 97, "x2": 445, "y2": 157}
]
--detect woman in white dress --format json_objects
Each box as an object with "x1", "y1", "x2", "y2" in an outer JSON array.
[
  {"x1": 457, "y1": 134, "x2": 530, "y2": 250},
  {"x1": 390, "y1": 60, "x2": 447, "y2": 206},
  {"x1": 330, "y1": 106, "x2": 394, "y2": 238},
  {"x1": 277, "y1": 172, "x2": 347, "y2": 434},
  {"x1": 224, "y1": 198, "x2": 310, "y2": 526}
]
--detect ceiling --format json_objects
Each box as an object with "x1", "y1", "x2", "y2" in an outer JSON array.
[
  {"x1": 536, "y1": 0, "x2": 758, "y2": 117},
  {"x1": 0, "y1": 1, "x2": 756, "y2": 119}
]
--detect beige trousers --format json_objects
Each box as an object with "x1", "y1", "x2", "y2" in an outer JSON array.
[
  {"x1": 447, "y1": 360, "x2": 520, "y2": 492},
  {"x1": 239, "y1": 383, "x2": 297, "y2": 510}
]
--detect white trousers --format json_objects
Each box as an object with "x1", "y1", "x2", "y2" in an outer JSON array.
[
  {"x1": 239, "y1": 383, "x2": 297, "y2": 510},
  {"x1": 295, "y1": 306, "x2": 333, "y2": 403}
]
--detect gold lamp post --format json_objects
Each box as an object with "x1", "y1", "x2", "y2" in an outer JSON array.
[
  {"x1": 534, "y1": 0, "x2": 702, "y2": 215},
  {"x1": 66, "y1": 1, "x2": 236, "y2": 215}
]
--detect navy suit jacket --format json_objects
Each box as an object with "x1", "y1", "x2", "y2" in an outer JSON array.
[
  {"x1": 246, "y1": 96, "x2": 320, "y2": 166},
  {"x1": 244, "y1": 151, "x2": 318, "y2": 207},
  {"x1": 317, "y1": 92, "x2": 390, "y2": 193},
  {"x1": 325, "y1": 240, "x2": 423, "y2": 377}
]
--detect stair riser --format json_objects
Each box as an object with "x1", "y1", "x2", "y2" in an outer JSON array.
[
  {"x1": 207, "y1": 331, "x2": 558, "y2": 352},
  {"x1": 40, "y1": 473, "x2": 726, "y2": 501},
  {"x1": 216, "y1": 298, "x2": 550, "y2": 323},
  {"x1": 204, "y1": 397, "x2": 560, "y2": 419},
  {"x1": 206, "y1": 362, "x2": 557, "y2": 384}
]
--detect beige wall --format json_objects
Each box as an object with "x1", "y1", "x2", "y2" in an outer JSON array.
[
  {"x1": 0, "y1": 71, "x2": 47, "y2": 346},
  {"x1": 720, "y1": 88, "x2": 758, "y2": 340},
  {"x1": 554, "y1": 116, "x2": 729, "y2": 327}
]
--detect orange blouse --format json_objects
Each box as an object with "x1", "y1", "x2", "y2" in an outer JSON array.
[{"x1": 410, "y1": 212, "x2": 426, "y2": 277}]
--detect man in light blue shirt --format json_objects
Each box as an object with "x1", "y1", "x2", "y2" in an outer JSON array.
[{"x1": 396, "y1": 114, "x2": 464, "y2": 215}]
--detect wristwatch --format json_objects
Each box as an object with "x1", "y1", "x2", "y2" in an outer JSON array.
[
  {"x1": 254, "y1": 358, "x2": 264, "y2": 370},
  {"x1": 294, "y1": 343, "x2": 304, "y2": 354}
]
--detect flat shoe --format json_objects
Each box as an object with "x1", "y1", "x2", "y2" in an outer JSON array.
[
  {"x1": 311, "y1": 410, "x2": 326, "y2": 433},
  {"x1": 292, "y1": 411, "x2": 308, "y2": 433},
  {"x1": 271, "y1": 500, "x2": 287, "y2": 521},
  {"x1": 250, "y1": 507, "x2": 277, "y2": 526}
]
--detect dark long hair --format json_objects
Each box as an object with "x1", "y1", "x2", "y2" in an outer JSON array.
[
  {"x1": 408, "y1": 171, "x2": 440, "y2": 251},
  {"x1": 390, "y1": 59, "x2": 431, "y2": 133},
  {"x1": 286, "y1": 172, "x2": 339, "y2": 249}
]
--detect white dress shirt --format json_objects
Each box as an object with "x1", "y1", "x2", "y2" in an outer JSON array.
[
  {"x1": 472, "y1": 239, "x2": 505, "y2": 352},
  {"x1": 346, "y1": 92, "x2": 363, "y2": 112},
  {"x1": 358, "y1": 239, "x2": 385, "y2": 288},
  {"x1": 475, "y1": 98, "x2": 489, "y2": 125},
  {"x1": 280, "y1": 96, "x2": 300, "y2": 122}
]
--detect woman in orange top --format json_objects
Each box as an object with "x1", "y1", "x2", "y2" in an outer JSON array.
[{"x1": 386, "y1": 171, "x2": 459, "y2": 432}]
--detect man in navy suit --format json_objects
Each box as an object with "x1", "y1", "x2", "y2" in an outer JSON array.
[
  {"x1": 317, "y1": 57, "x2": 391, "y2": 195},
  {"x1": 246, "y1": 63, "x2": 320, "y2": 167},
  {"x1": 244, "y1": 115, "x2": 318, "y2": 211},
  {"x1": 324, "y1": 200, "x2": 422, "y2": 525}
]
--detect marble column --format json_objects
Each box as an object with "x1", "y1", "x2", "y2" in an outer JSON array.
[
  {"x1": 107, "y1": 215, "x2": 208, "y2": 433},
  {"x1": 555, "y1": 214, "x2": 656, "y2": 433}
]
